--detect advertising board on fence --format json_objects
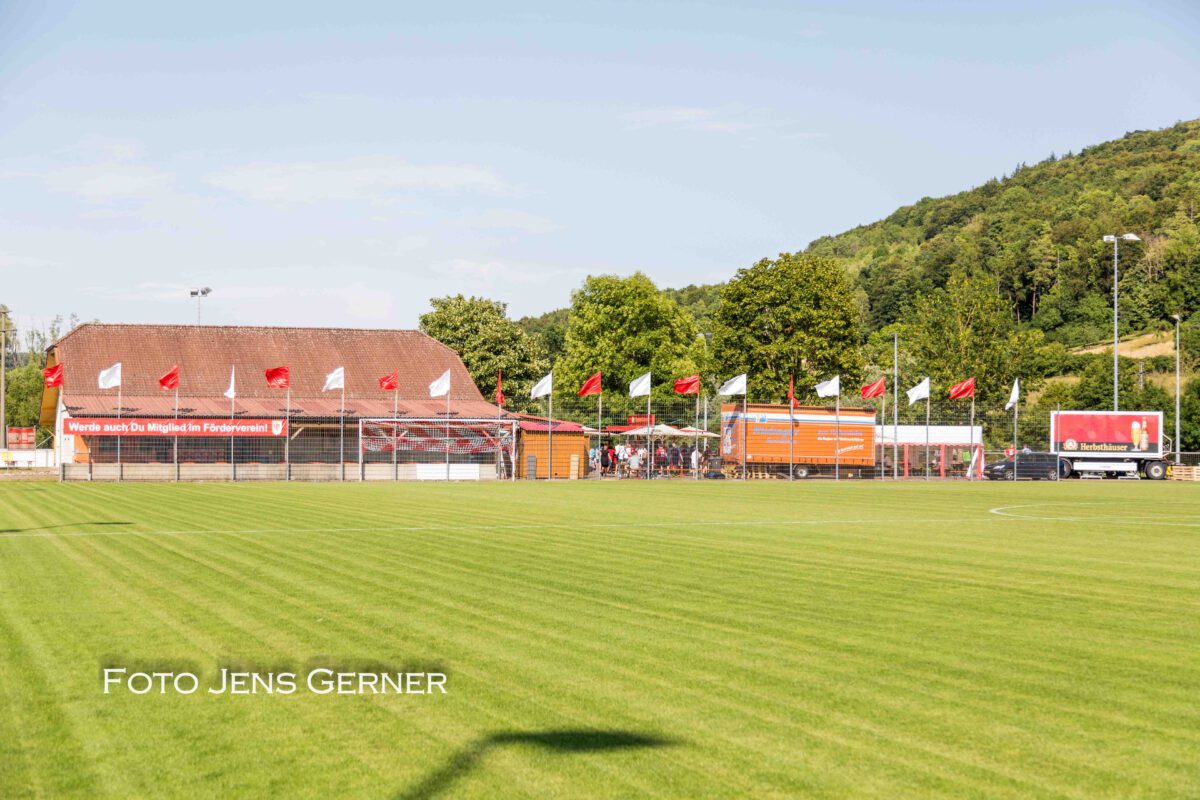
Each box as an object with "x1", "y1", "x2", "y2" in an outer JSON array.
[
  {"x1": 1051, "y1": 411, "x2": 1162, "y2": 457},
  {"x1": 6, "y1": 427, "x2": 36, "y2": 449},
  {"x1": 63, "y1": 418, "x2": 289, "y2": 437}
]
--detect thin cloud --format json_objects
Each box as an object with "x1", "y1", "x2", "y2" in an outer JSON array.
[
  {"x1": 43, "y1": 163, "x2": 172, "y2": 202},
  {"x1": 462, "y1": 208, "x2": 560, "y2": 234},
  {"x1": 620, "y1": 106, "x2": 822, "y2": 138},
  {"x1": 206, "y1": 156, "x2": 514, "y2": 204}
]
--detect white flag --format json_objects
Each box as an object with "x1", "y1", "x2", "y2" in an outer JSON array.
[
  {"x1": 223, "y1": 366, "x2": 236, "y2": 400},
  {"x1": 429, "y1": 369, "x2": 451, "y2": 398},
  {"x1": 530, "y1": 371, "x2": 553, "y2": 398},
  {"x1": 628, "y1": 371, "x2": 651, "y2": 398},
  {"x1": 906, "y1": 377, "x2": 930, "y2": 406},
  {"x1": 815, "y1": 375, "x2": 841, "y2": 398},
  {"x1": 97, "y1": 362, "x2": 122, "y2": 389},
  {"x1": 322, "y1": 367, "x2": 345, "y2": 392},
  {"x1": 718, "y1": 373, "x2": 746, "y2": 396},
  {"x1": 1005, "y1": 378, "x2": 1020, "y2": 411}
]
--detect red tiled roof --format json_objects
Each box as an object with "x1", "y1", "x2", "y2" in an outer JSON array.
[{"x1": 48, "y1": 323, "x2": 506, "y2": 420}]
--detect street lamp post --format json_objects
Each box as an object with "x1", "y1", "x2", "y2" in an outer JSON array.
[
  {"x1": 1172, "y1": 314, "x2": 1182, "y2": 463},
  {"x1": 190, "y1": 287, "x2": 212, "y2": 324},
  {"x1": 1102, "y1": 233, "x2": 1140, "y2": 411}
]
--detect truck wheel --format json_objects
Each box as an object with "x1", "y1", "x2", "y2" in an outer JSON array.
[
  {"x1": 1058, "y1": 460, "x2": 1072, "y2": 479},
  {"x1": 1144, "y1": 461, "x2": 1167, "y2": 480}
]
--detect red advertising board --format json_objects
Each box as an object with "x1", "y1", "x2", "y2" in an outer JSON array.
[
  {"x1": 63, "y1": 418, "x2": 288, "y2": 437},
  {"x1": 6, "y1": 427, "x2": 35, "y2": 449},
  {"x1": 1051, "y1": 411, "x2": 1162, "y2": 456}
]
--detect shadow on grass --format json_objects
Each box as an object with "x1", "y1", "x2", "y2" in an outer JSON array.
[
  {"x1": 394, "y1": 729, "x2": 676, "y2": 800},
  {"x1": 0, "y1": 521, "x2": 133, "y2": 534}
]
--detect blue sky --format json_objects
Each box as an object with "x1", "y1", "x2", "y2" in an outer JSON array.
[{"x1": 2, "y1": 0, "x2": 1198, "y2": 334}]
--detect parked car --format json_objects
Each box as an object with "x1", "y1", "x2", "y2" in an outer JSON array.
[{"x1": 983, "y1": 452, "x2": 1066, "y2": 481}]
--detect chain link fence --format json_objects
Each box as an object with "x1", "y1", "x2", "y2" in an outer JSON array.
[{"x1": 54, "y1": 394, "x2": 1188, "y2": 481}]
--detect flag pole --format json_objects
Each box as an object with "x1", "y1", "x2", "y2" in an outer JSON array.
[
  {"x1": 173, "y1": 384, "x2": 179, "y2": 482},
  {"x1": 393, "y1": 379, "x2": 399, "y2": 481},
  {"x1": 445, "y1": 382, "x2": 451, "y2": 482},
  {"x1": 340, "y1": 383, "x2": 346, "y2": 481},
  {"x1": 286, "y1": 386, "x2": 292, "y2": 482},
  {"x1": 547, "y1": 389, "x2": 553, "y2": 481},
  {"x1": 892, "y1": 332, "x2": 899, "y2": 481},
  {"x1": 741, "y1": 395, "x2": 747, "y2": 481},
  {"x1": 117, "y1": 382, "x2": 123, "y2": 482},
  {"x1": 229, "y1": 379, "x2": 235, "y2": 482},
  {"x1": 788, "y1": 377, "x2": 794, "y2": 482},
  {"x1": 924, "y1": 391, "x2": 931, "y2": 481},
  {"x1": 646, "y1": 390, "x2": 652, "y2": 479},
  {"x1": 598, "y1": 390, "x2": 603, "y2": 479},
  {"x1": 969, "y1": 395, "x2": 976, "y2": 481},
  {"x1": 879, "y1": 384, "x2": 886, "y2": 481},
  {"x1": 835, "y1": 391, "x2": 841, "y2": 481},
  {"x1": 695, "y1": 391, "x2": 700, "y2": 480}
]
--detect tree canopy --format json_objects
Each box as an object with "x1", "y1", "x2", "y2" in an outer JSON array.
[
  {"x1": 558, "y1": 272, "x2": 701, "y2": 402},
  {"x1": 712, "y1": 253, "x2": 862, "y2": 401},
  {"x1": 419, "y1": 295, "x2": 547, "y2": 398}
]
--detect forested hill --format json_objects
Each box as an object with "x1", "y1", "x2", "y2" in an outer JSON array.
[{"x1": 806, "y1": 119, "x2": 1200, "y2": 346}]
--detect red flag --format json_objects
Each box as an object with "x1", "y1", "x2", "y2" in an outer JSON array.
[
  {"x1": 578, "y1": 371, "x2": 602, "y2": 397},
  {"x1": 158, "y1": 365, "x2": 180, "y2": 391},
  {"x1": 787, "y1": 375, "x2": 797, "y2": 408},
  {"x1": 495, "y1": 371, "x2": 506, "y2": 407},
  {"x1": 378, "y1": 370, "x2": 398, "y2": 391},
  {"x1": 43, "y1": 363, "x2": 64, "y2": 388},
  {"x1": 861, "y1": 377, "x2": 885, "y2": 399},
  {"x1": 673, "y1": 374, "x2": 700, "y2": 395},
  {"x1": 949, "y1": 377, "x2": 975, "y2": 400},
  {"x1": 264, "y1": 366, "x2": 290, "y2": 388}
]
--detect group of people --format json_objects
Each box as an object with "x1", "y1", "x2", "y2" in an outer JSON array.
[{"x1": 589, "y1": 440, "x2": 706, "y2": 478}]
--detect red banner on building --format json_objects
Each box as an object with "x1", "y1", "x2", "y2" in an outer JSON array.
[
  {"x1": 6, "y1": 427, "x2": 35, "y2": 449},
  {"x1": 63, "y1": 418, "x2": 289, "y2": 437}
]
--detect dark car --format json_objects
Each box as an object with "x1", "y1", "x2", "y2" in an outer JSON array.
[{"x1": 984, "y1": 452, "x2": 1065, "y2": 481}]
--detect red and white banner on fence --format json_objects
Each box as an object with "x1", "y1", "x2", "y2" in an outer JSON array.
[
  {"x1": 6, "y1": 427, "x2": 36, "y2": 448},
  {"x1": 63, "y1": 418, "x2": 289, "y2": 437}
]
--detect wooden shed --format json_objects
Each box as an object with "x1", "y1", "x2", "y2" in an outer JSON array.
[{"x1": 516, "y1": 418, "x2": 589, "y2": 479}]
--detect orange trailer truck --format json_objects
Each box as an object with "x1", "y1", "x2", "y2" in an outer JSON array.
[{"x1": 721, "y1": 403, "x2": 876, "y2": 477}]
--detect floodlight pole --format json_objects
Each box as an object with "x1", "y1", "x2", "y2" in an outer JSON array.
[
  {"x1": 1104, "y1": 233, "x2": 1140, "y2": 411},
  {"x1": 1174, "y1": 314, "x2": 1182, "y2": 463}
]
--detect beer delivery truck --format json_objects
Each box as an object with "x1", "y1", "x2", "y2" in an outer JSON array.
[
  {"x1": 721, "y1": 403, "x2": 875, "y2": 477},
  {"x1": 1050, "y1": 410, "x2": 1169, "y2": 480}
]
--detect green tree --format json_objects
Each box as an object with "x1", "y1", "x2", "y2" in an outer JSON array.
[
  {"x1": 419, "y1": 295, "x2": 547, "y2": 398},
  {"x1": 901, "y1": 272, "x2": 1045, "y2": 410},
  {"x1": 711, "y1": 253, "x2": 862, "y2": 401},
  {"x1": 558, "y1": 272, "x2": 700, "y2": 403},
  {"x1": 4, "y1": 363, "x2": 45, "y2": 430}
]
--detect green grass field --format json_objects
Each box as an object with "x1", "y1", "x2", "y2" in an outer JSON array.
[{"x1": 1, "y1": 480, "x2": 1197, "y2": 799}]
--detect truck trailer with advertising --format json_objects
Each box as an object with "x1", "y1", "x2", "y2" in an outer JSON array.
[
  {"x1": 1050, "y1": 410, "x2": 1168, "y2": 479},
  {"x1": 721, "y1": 403, "x2": 875, "y2": 477}
]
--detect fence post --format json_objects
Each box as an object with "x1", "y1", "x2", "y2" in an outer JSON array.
[{"x1": 358, "y1": 420, "x2": 364, "y2": 482}]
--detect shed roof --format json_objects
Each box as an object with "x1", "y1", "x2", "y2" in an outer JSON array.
[{"x1": 44, "y1": 323, "x2": 503, "y2": 422}]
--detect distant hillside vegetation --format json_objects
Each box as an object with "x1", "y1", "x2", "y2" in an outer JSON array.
[{"x1": 805, "y1": 119, "x2": 1200, "y2": 346}]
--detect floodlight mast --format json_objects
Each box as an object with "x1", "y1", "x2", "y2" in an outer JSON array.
[
  {"x1": 189, "y1": 287, "x2": 212, "y2": 325},
  {"x1": 1103, "y1": 233, "x2": 1140, "y2": 411},
  {"x1": 1172, "y1": 313, "x2": 1182, "y2": 463}
]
